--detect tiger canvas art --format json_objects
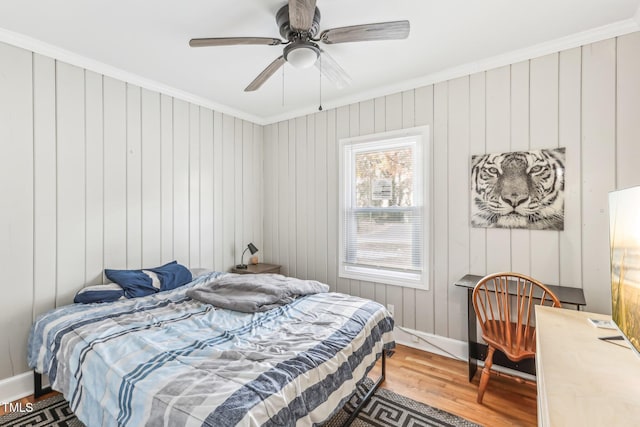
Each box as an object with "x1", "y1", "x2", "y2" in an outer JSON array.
[{"x1": 470, "y1": 148, "x2": 565, "y2": 230}]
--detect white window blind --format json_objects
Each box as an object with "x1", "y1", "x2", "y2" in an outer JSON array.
[{"x1": 339, "y1": 127, "x2": 429, "y2": 289}]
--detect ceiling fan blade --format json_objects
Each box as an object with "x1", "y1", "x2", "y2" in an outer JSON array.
[
  {"x1": 189, "y1": 37, "x2": 282, "y2": 47},
  {"x1": 320, "y1": 20, "x2": 410, "y2": 44},
  {"x1": 316, "y1": 50, "x2": 352, "y2": 90},
  {"x1": 245, "y1": 56, "x2": 286, "y2": 92},
  {"x1": 288, "y1": 0, "x2": 317, "y2": 31}
]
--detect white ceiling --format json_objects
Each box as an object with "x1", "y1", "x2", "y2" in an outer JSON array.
[{"x1": 0, "y1": 0, "x2": 638, "y2": 124}]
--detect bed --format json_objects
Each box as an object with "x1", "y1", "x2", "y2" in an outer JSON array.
[{"x1": 28, "y1": 271, "x2": 395, "y2": 426}]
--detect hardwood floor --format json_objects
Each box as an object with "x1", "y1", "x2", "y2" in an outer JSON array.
[
  {"x1": 1, "y1": 345, "x2": 537, "y2": 426},
  {"x1": 371, "y1": 344, "x2": 537, "y2": 427}
]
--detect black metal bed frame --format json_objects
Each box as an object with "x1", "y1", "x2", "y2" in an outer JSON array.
[
  {"x1": 340, "y1": 351, "x2": 386, "y2": 426},
  {"x1": 33, "y1": 371, "x2": 51, "y2": 398},
  {"x1": 34, "y1": 351, "x2": 387, "y2": 426}
]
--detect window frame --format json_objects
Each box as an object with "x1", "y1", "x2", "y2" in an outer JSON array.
[{"x1": 338, "y1": 126, "x2": 431, "y2": 290}]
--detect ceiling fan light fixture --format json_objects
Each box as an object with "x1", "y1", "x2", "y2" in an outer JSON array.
[
  {"x1": 284, "y1": 42, "x2": 319, "y2": 69},
  {"x1": 190, "y1": 2, "x2": 409, "y2": 92}
]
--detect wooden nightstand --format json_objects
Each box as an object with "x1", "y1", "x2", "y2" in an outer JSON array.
[{"x1": 230, "y1": 263, "x2": 281, "y2": 275}]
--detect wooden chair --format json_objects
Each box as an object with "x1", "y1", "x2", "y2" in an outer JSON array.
[{"x1": 472, "y1": 272, "x2": 561, "y2": 404}]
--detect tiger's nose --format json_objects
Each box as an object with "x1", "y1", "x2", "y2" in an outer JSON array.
[{"x1": 503, "y1": 192, "x2": 527, "y2": 208}]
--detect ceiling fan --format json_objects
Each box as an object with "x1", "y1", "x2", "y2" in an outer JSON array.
[{"x1": 189, "y1": 0, "x2": 410, "y2": 92}]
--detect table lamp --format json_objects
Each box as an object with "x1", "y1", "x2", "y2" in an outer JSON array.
[{"x1": 236, "y1": 243, "x2": 258, "y2": 269}]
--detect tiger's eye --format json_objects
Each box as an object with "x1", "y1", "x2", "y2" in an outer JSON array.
[
  {"x1": 488, "y1": 167, "x2": 499, "y2": 175},
  {"x1": 530, "y1": 165, "x2": 543, "y2": 173}
]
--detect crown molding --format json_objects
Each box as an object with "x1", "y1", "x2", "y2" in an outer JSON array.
[
  {"x1": 262, "y1": 17, "x2": 640, "y2": 125},
  {"x1": 0, "y1": 16, "x2": 638, "y2": 127},
  {"x1": 0, "y1": 27, "x2": 266, "y2": 125}
]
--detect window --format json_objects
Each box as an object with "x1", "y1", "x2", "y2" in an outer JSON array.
[{"x1": 339, "y1": 126, "x2": 430, "y2": 289}]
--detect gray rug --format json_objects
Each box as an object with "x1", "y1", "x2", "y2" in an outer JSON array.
[
  {"x1": 325, "y1": 378, "x2": 481, "y2": 427},
  {"x1": 0, "y1": 382, "x2": 480, "y2": 427}
]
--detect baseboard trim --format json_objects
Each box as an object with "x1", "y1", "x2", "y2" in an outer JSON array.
[
  {"x1": 393, "y1": 326, "x2": 468, "y2": 361},
  {"x1": 394, "y1": 326, "x2": 536, "y2": 381},
  {"x1": 0, "y1": 371, "x2": 32, "y2": 404}
]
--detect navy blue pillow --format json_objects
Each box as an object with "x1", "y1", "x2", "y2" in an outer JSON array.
[
  {"x1": 149, "y1": 261, "x2": 193, "y2": 291},
  {"x1": 74, "y1": 283, "x2": 125, "y2": 304},
  {"x1": 104, "y1": 261, "x2": 193, "y2": 298},
  {"x1": 104, "y1": 268, "x2": 156, "y2": 298}
]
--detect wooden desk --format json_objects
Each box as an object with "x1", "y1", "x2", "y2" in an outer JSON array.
[
  {"x1": 536, "y1": 306, "x2": 640, "y2": 426},
  {"x1": 454, "y1": 274, "x2": 586, "y2": 381}
]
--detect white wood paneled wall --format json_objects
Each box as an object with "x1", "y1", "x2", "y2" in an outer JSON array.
[
  {"x1": 263, "y1": 32, "x2": 640, "y2": 342},
  {"x1": 0, "y1": 42, "x2": 263, "y2": 380},
  {"x1": 2, "y1": 31, "x2": 640, "y2": 383}
]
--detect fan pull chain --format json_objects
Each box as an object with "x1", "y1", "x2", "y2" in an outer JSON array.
[
  {"x1": 318, "y1": 55, "x2": 323, "y2": 111},
  {"x1": 282, "y1": 63, "x2": 285, "y2": 107}
]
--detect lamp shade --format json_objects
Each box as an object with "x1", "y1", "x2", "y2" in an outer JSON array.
[{"x1": 247, "y1": 243, "x2": 258, "y2": 255}]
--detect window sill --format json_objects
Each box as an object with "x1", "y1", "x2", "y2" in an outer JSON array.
[{"x1": 339, "y1": 267, "x2": 428, "y2": 290}]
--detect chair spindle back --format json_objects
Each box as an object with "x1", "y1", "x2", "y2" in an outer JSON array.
[{"x1": 472, "y1": 272, "x2": 561, "y2": 358}]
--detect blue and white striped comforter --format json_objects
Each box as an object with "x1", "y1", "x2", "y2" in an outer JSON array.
[{"x1": 28, "y1": 272, "x2": 395, "y2": 426}]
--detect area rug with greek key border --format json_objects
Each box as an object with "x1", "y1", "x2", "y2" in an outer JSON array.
[
  {"x1": 0, "y1": 379, "x2": 481, "y2": 427},
  {"x1": 325, "y1": 378, "x2": 482, "y2": 427}
]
